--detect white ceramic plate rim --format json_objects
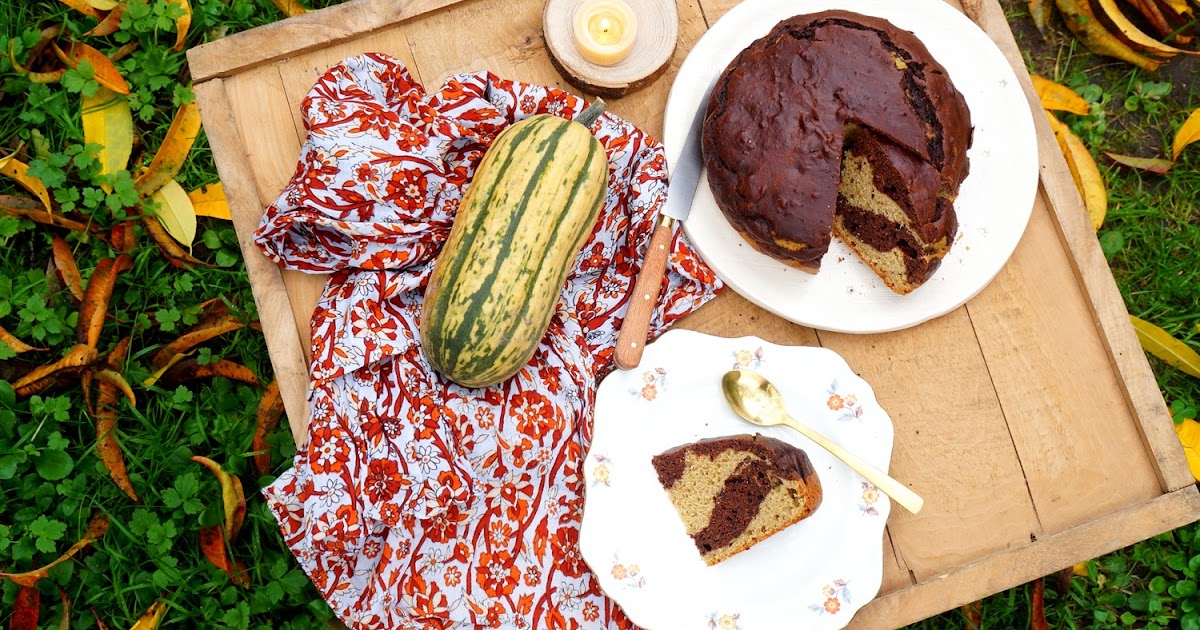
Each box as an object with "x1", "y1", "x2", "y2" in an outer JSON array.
[
  {"x1": 580, "y1": 330, "x2": 895, "y2": 629},
  {"x1": 663, "y1": 0, "x2": 1039, "y2": 333}
]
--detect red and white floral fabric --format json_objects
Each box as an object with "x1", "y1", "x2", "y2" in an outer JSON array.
[{"x1": 255, "y1": 53, "x2": 722, "y2": 629}]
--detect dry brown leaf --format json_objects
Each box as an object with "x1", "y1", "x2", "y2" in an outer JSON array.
[
  {"x1": 56, "y1": 586, "x2": 71, "y2": 630},
  {"x1": 13, "y1": 344, "x2": 100, "y2": 398},
  {"x1": 961, "y1": 600, "x2": 982, "y2": 628},
  {"x1": 253, "y1": 380, "x2": 285, "y2": 476},
  {"x1": 0, "y1": 152, "x2": 54, "y2": 212},
  {"x1": 1055, "y1": 0, "x2": 1166, "y2": 71},
  {"x1": 11, "y1": 584, "x2": 40, "y2": 630},
  {"x1": 271, "y1": 0, "x2": 308, "y2": 17},
  {"x1": 1046, "y1": 112, "x2": 1107, "y2": 229},
  {"x1": 129, "y1": 601, "x2": 167, "y2": 630},
  {"x1": 1131, "y1": 315, "x2": 1200, "y2": 377},
  {"x1": 134, "y1": 102, "x2": 201, "y2": 197},
  {"x1": 110, "y1": 221, "x2": 137, "y2": 252},
  {"x1": 1031, "y1": 579, "x2": 1050, "y2": 629},
  {"x1": 109, "y1": 42, "x2": 138, "y2": 63},
  {"x1": 1173, "y1": 109, "x2": 1200, "y2": 160},
  {"x1": 188, "y1": 183, "x2": 232, "y2": 220},
  {"x1": 77, "y1": 254, "x2": 133, "y2": 348},
  {"x1": 151, "y1": 314, "x2": 245, "y2": 370},
  {"x1": 0, "y1": 514, "x2": 109, "y2": 586},
  {"x1": 172, "y1": 0, "x2": 192, "y2": 51},
  {"x1": 1029, "y1": 0, "x2": 1055, "y2": 36},
  {"x1": 8, "y1": 40, "x2": 65, "y2": 84},
  {"x1": 52, "y1": 235, "x2": 85, "y2": 301},
  {"x1": 85, "y1": 6, "x2": 126, "y2": 37},
  {"x1": 1095, "y1": 0, "x2": 1191, "y2": 56},
  {"x1": 52, "y1": 41, "x2": 129, "y2": 95},
  {"x1": 1031, "y1": 75, "x2": 1091, "y2": 115},
  {"x1": 96, "y1": 338, "x2": 139, "y2": 501},
  {"x1": 57, "y1": 0, "x2": 104, "y2": 19},
  {"x1": 89, "y1": 608, "x2": 112, "y2": 630},
  {"x1": 160, "y1": 358, "x2": 260, "y2": 387},
  {"x1": 0, "y1": 195, "x2": 91, "y2": 232},
  {"x1": 1103, "y1": 151, "x2": 1173, "y2": 174},
  {"x1": 1128, "y1": 0, "x2": 1186, "y2": 39},
  {"x1": 191, "y1": 456, "x2": 247, "y2": 540},
  {"x1": 0, "y1": 324, "x2": 43, "y2": 353},
  {"x1": 142, "y1": 352, "x2": 189, "y2": 387},
  {"x1": 199, "y1": 525, "x2": 250, "y2": 587},
  {"x1": 141, "y1": 216, "x2": 209, "y2": 268}
]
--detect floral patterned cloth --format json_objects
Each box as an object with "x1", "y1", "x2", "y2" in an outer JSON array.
[{"x1": 254, "y1": 53, "x2": 722, "y2": 629}]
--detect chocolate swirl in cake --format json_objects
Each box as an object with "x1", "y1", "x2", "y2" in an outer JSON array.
[{"x1": 651, "y1": 434, "x2": 822, "y2": 564}]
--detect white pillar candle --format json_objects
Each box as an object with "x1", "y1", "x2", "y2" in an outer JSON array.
[{"x1": 572, "y1": 0, "x2": 638, "y2": 66}]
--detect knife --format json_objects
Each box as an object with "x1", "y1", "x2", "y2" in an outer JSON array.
[{"x1": 613, "y1": 78, "x2": 716, "y2": 370}]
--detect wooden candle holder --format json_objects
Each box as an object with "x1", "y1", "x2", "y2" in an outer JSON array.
[{"x1": 543, "y1": 0, "x2": 678, "y2": 98}]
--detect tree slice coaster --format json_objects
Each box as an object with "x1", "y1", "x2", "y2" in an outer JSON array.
[{"x1": 543, "y1": 0, "x2": 678, "y2": 98}]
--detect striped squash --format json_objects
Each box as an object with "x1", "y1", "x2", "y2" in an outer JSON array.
[{"x1": 420, "y1": 100, "x2": 609, "y2": 388}]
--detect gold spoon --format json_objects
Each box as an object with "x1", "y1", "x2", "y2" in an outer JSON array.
[{"x1": 721, "y1": 369, "x2": 924, "y2": 515}]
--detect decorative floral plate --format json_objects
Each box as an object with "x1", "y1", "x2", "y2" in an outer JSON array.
[
  {"x1": 580, "y1": 330, "x2": 895, "y2": 629},
  {"x1": 662, "y1": 0, "x2": 1039, "y2": 333}
]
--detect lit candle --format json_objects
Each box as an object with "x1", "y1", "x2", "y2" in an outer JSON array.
[{"x1": 572, "y1": 0, "x2": 638, "y2": 66}]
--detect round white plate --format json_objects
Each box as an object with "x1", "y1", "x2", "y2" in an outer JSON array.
[
  {"x1": 663, "y1": 0, "x2": 1038, "y2": 333},
  {"x1": 580, "y1": 330, "x2": 894, "y2": 629}
]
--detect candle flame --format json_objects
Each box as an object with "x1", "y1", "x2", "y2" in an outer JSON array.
[{"x1": 588, "y1": 13, "x2": 624, "y2": 45}]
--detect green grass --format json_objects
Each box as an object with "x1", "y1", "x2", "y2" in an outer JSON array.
[{"x1": 0, "y1": 0, "x2": 1198, "y2": 627}]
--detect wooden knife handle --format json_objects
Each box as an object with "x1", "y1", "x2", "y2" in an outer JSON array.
[{"x1": 614, "y1": 217, "x2": 675, "y2": 370}]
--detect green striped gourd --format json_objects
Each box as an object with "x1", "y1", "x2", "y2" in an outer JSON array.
[{"x1": 420, "y1": 100, "x2": 609, "y2": 388}]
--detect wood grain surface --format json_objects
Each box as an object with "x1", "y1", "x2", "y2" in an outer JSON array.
[{"x1": 189, "y1": 0, "x2": 1200, "y2": 624}]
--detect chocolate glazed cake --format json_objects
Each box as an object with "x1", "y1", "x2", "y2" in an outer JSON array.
[
  {"x1": 651, "y1": 434, "x2": 822, "y2": 565},
  {"x1": 702, "y1": 11, "x2": 973, "y2": 294}
]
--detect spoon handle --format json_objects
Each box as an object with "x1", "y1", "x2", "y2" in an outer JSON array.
[{"x1": 782, "y1": 415, "x2": 924, "y2": 514}]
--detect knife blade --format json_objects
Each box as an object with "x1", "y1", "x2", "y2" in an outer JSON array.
[{"x1": 613, "y1": 78, "x2": 717, "y2": 370}]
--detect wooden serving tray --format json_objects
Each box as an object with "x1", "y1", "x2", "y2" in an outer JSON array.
[{"x1": 188, "y1": 0, "x2": 1200, "y2": 626}]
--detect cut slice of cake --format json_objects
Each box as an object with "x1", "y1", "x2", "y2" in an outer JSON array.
[
  {"x1": 651, "y1": 434, "x2": 822, "y2": 566},
  {"x1": 834, "y1": 128, "x2": 959, "y2": 294}
]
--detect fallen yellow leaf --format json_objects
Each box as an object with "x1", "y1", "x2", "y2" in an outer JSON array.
[
  {"x1": 129, "y1": 600, "x2": 167, "y2": 630},
  {"x1": 1103, "y1": 152, "x2": 1173, "y2": 174},
  {"x1": 1095, "y1": 0, "x2": 1189, "y2": 57},
  {"x1": 1131, "y1": 315, "x2": 1200, "y2": 378},
  {"x1": 1173, "y1": 108, "x2": 1200, "y2": 161},
  {"x1": 150, "y1": 179, "x2": 197, "y2": 251},
  {"x1": 1175, "y1": 418, "x2": 1200, "y2": 482},
  {"x1": 56, "y1": 0, "x2": 103, "y2": 19},
  {"x1": 187, "y1": 182, "x2": 231, "y2": 220},
  {"x1": 0, "y1": 324, "x2": 43, "y2": 353},
  {"x1": 84, "y1": 6, "x2": 125, "y2": 37},
  {"x1": 82, "y1": 87, "x2": 133, "y2": 193},
  {"x1": 53, "y1": 41, "x2": 129, "y2": 95},
  {"x1": 135, "y1": 102, "x2": 201, "y2": 197},
  {"x1": 85, "y1": 0, "x2": 118, "y2": 8},
  {"x1": 1031, "y1": 75, "x2": 1090, "y2": 115},
  {"x1": 1054, "y1": 0, "x2": 1165, "y2": 71},
  {"x1": 271, "y1": 0, "x2": 308, "y2": 16},
  {"x1": 142, "y1": 351, "x2": 190, "y2": 387},
  {"x1": 172, "y1": 0, "x2": 192, "y2": 52},
  {"x1": 1029, "y1": 0, "x2": 1054, "y2": 36},
  {"x1": 0, "y1": 514, "x2": 109, "y2": 586},
  {"x1": 1072, "y1": 562, "x2": 1089, "y2": 576},
  {"x1": 0, "y1": 154, "x2": 53, "y2": 212},
  {"x1": 1046, "y1": 112, "x2": 1107, "y2": 229}
]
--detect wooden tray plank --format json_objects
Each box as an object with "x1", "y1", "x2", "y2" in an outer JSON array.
[
  {"x1": 188, "y1": 0, "x2": 461, "y2": 82},
  {"x1": 967, "y1": 0, "x2": 1186, "y2": 494},
  {"x1": 193, "y1": 78, "x2": 312, "y2": 441},
  {"x1": 223, "y1": 64, "x2": 330, "y2": 369},
  {"x1": 818, "y1": 308, "x2": 1041, "y2": 580},
  {"x1": 965, "y1": 192, "x2": 1161, "y2": 533},
  {"x1": 675, "y1": 294, "x2": 820, "y2": 348},
  {"x1": 851, "y1": 487, "x2": 1200, "y2": 629},
  {"x1": 880, "y1": 527, "x2": 916, "y2": 594}
]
